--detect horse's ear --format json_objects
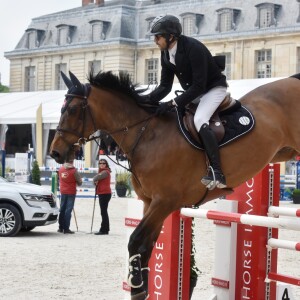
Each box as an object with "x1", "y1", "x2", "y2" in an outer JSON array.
[
  {"x1": 61, "y1": 71, "x2": 73, "y2": 89},
  {"x1": 69, "y1": 71, "x2": 81, "y2": 88}
]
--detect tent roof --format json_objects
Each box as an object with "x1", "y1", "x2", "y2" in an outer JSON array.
[
  {"x1": 0, "y1": 77, "x2": 284, "y2": 125},
  {"x1": 0, "y1": 90, "x2": 65, "y2": 124}
]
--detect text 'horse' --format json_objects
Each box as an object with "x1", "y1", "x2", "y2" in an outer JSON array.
[{"x1": 50, "y1": 71, "x2": 300, "y2": 299}]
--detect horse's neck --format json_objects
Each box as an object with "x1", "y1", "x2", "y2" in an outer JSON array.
[{"x1": 91, "y1": 91, "x2": 150, "y2": 156}]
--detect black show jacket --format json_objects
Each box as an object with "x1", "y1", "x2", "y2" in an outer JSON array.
[{"x1": 149, "y1": 35, "x2": 228, "y2": 107}]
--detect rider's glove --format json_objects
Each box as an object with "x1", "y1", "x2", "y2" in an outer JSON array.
[
  {"x1": 155, "y1": 99, "x2": 177, "y2": 116},
  {"x1": 139, "y1": 94, "x2": 152, "y2": 104}
]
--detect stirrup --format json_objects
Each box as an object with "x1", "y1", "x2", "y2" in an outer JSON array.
[{"x1": 201, "y1": 166, "x2": 227, "y2": 190}]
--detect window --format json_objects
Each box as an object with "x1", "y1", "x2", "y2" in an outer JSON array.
[
  {"x1": 55, "y1": 64, "x2": 67, "y2": 90},
  {"x1": 88, "y1": 60, "x2": 101, "y2": 76},
  {"x1": 220, "y1": 12, "x2": 231, "y2": 32},
  {"x1": 56, "y1": 25, "x2": 76, "y2": 45},
  {"x1": 182, "y1": 14, "x2": 196, "y2": 36},
  {"x1": 216, "y1": 52, "x2": 231, "y2": 80},
  {"x1": 92, "y1": 22, "x2": 104, "y2": 41},
  {"x1": 260, "y1": 7, "x2": 272, "y2": 27},
  {"x1": 28, "y1": 32, "x2": 36, "y2": 49},
  {"x1": 89, "y1": 20, "x2": 109, "y2": 41},
  {"x1": 180, "y1": 13, "x2": 203, "y2": 35},
  {"x1": 256, "y1": 50, "x2": 272, "y2": 78},
  {"x1": 25, "y1": 66, "x2": 35, "y2": 92},
  {"x1": 216, "y1": 8, "x2": 241, "y2": 32},
  {"x1": 146, "y1": 17, "x2": 155, "y2": 38},
  {"x1": 255, "y1": 3, "x2": 281, "y2": 28},
  {"x1": 25, "y1": 29, "x2": 45, "y2": 49},
  {"x1": 145, "y1": 59, "x2": 158, "y2": 84},
  {"x1": 58, "y1": 27, "x2": 68, "y2": 45}
]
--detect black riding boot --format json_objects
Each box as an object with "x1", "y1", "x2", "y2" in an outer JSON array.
[{"x1": 198, "y1": 123, "x2": 226, "y2": 189}]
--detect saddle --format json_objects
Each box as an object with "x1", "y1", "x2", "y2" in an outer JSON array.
[
  {"x1": 137, "y1": 92, "x2": 255, "y2": 150},
  {"x1": 176, "y1": 95, "x2": 255, "y2": 150},
  {"x1": 183, "y1": 93, "x2": 237, "y2": 143}
]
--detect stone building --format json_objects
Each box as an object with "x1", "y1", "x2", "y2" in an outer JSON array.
[
  {"x1": 5, "y1": 0, "x2": 300, "y2": 92},
  {"x1": 2, "y1": 0, "x2": 300, "y2": 168}
]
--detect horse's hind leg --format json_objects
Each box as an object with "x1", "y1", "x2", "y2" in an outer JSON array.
[{"x1": 127, "y1": 204, "x2": 170, "y2": 300}]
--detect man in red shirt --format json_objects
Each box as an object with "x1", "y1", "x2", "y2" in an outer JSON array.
[{"x1": 58, "y1": 156, "x2": 82, "y2": 234}]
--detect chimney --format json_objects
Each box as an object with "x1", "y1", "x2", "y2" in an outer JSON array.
[
  {"x1": 82, "y1": 0, "x2": 104, "y2": 6},
  {"x1": 82, "y1": 0, "x2": 91, "y2": 6}
]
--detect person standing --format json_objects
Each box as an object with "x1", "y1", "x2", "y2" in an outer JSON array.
[
  {"x1": 58, "y1": 156, "x2": 82, "y2": 234},
  {"x1": 93, "y1": 159, "x2": 112, "y2": 235}
]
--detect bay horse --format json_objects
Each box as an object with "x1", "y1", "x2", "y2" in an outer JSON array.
[{"x1": 50, "y1": 70, "x2": 300, "y2": 300}]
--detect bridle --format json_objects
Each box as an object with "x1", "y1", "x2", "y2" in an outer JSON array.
[
  {"x1": 56, "y1": 83, "x2": 155, "y2": 159},
  {"x1": 56, "y1": 83, "x2": 95, "y2": 147}
]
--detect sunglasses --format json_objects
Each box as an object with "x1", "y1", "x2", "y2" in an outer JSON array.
[{"x1": 99, "y1": 162, "x2": 106, "y2": 165}]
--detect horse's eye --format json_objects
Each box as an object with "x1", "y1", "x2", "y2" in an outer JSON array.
[{"x1": 68, "y1": 106, "x2": 77, "y2": 115}]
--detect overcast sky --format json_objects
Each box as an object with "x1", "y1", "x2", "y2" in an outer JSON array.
[{"x1": 0, "y1": 0, "x2": 82, "y2": 86}]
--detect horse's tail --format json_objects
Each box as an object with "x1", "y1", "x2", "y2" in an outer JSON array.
[{"x1": 290, "y1": 73, "x2": 300, "y2": 80}]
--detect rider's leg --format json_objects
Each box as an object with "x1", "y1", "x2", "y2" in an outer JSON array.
[
  {"x1": 194, "y1": 86, "x2": 227, "y2": 189},
  {"x1": 198, "y1": 123, "x2": 226, "y2": 188}
]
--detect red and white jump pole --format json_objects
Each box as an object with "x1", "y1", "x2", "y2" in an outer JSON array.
[
  {"x1": 124, "y1": 164, "x2": 299, "y2": 299},
  {"x1": 181, "y1": 164, "x2": 300, "y2": 299},
  {"x1": 180, "y1": 208, "x2": 300, "y2": 230}
]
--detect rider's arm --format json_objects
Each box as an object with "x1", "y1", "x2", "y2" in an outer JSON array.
[{"x1": 173, "y1": 40, "x2": 209, "y2": 107}]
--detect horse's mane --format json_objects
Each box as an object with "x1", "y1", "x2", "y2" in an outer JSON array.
[
  {"x1": 88, "y1": 71, "x2": 145, "y2": 100},
  {"x1": 87, "y1": 70, "x2": 158, "y2": 113}
]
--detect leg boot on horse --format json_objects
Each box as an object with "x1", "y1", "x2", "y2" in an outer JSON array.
[{"x1": 198, "y1": 123, "x2": 227, "y2": 190}]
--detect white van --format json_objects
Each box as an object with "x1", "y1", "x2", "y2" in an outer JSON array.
[{"x1": 0, "y1": 176, "x2": 59, "y2": 237}]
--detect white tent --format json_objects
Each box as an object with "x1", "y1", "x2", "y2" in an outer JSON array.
[
  {"x1": 0, "y1": 77, "x2": 285, "y2": 165},
  {"x1": 0, "y1": 90, "x2": 65, "y2": 124},
  {"x1": 0, "y1": 77, "x2": 285, "y2": 125}
]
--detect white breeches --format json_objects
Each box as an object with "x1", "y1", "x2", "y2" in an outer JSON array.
[{"x1": 193, "y1": 86, "x2": 227, "y2": 131}]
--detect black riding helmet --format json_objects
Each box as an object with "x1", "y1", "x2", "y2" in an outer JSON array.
[{"x1": 149, "y1": 15, "x2": 182, "y2": 37}]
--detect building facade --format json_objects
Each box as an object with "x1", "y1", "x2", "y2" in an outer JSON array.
[
  {"x1": 3, "y1": 0, "x2": 300, "y2": 168},
  {"x1": 5, "y1": 0, "x2": 300, "y2": 92}
]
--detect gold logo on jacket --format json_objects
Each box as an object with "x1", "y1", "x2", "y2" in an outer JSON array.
[{"x1": 61, "y1": 172, "x2": 69, "y2": 179}]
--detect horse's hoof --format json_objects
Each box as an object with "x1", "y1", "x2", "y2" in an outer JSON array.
[
  {"x1": 128, "y1": 254, "x2": 143, "y2": 288},
  {"x1": 131, "y1": 291, "x2": 148, "y2": 300}
]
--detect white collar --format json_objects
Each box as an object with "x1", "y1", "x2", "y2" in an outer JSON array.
[
  {"x1": 168, "y1": 42, "x2": 177, "y2": 65},
  {"x1": 168, "y1": 42, "x2": 177, "y2": 58}
]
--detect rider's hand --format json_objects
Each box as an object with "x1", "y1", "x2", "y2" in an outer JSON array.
[
  {"x1": 155, "y1": 100, "x2": 176, "y2": 115},
  {"x1": 139, "y1": 94, "x2": 152, "y2": 104}
]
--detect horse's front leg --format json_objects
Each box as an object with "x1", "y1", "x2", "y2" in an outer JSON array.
[{"x1": 127, "y1": 207, "x2": 168, "y2": 300}]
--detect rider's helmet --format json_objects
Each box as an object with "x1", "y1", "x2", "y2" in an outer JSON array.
[{"x1": 149, "y1": 15, "x2": 182, "y2": 37}]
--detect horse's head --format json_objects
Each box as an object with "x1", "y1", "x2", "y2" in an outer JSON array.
[{"x1": 50, "y1": 71, "x2": 94, "y2": 164}]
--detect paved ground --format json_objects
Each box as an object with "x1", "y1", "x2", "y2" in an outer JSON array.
[{"x1": 0, "y1": 194, "x2": 299, "y2": 299}]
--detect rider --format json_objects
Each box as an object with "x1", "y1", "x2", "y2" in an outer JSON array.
[{"x1": 144, "y1": 14, "x2": 228, "y2": 189}]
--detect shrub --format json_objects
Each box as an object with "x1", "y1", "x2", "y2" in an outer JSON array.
[
  {"x1": 115, "y1": 170, "x2": 131, "y2": 189},
  {"x1": 31, "y1": 160, "x2": 41, "y2": 185}
]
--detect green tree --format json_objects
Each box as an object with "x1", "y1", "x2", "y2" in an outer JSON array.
[
  {"x1": 31, "y1": 160, "x2": 41, "y2": 185},
  {"x1": 0, "y1": 83, "x2": 9, "y2": 93}
]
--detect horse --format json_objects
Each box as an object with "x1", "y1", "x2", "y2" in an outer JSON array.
[{"x1": 50, "y1": 70, "x2": 300, "y2": 300}]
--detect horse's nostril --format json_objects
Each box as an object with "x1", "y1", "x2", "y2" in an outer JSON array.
[{"x1": 50, "y1": 151, "x2": 60, "y2": 159}]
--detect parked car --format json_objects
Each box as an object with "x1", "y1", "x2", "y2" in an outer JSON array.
[{"x1": 0, "y1": 176, "x2": 59, "y2": 237}]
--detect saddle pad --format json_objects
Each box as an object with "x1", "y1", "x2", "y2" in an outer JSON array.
[{"x1": 176, "y1": 104, "x2": 255, "y2": 150}]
